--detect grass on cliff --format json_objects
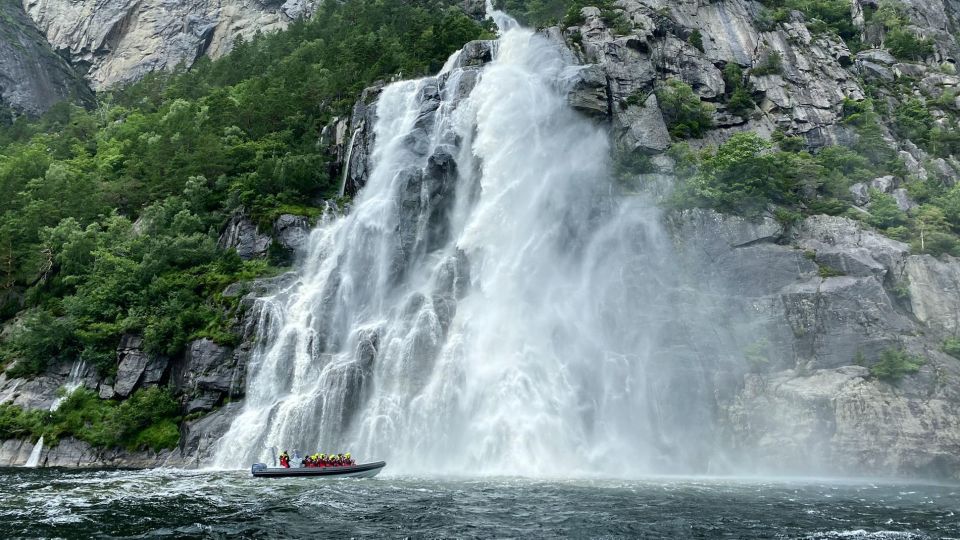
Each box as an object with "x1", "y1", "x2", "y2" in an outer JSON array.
[
  {"x1": 0, "y1": 387, "x2": 181, "y2": 451},
  {"x1": 870, "y1": 348, "x2": 924, "y2": 382},
  {"x1": 0, "y1": 0, "x2": 490, "y2": 379}
]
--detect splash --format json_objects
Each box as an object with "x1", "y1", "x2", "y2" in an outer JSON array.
[{"x1": 213, "y1": 11, "x2": 725, "y2": 476}]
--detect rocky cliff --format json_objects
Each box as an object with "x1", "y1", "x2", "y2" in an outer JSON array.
[
  {"x1": 4, "y1": 0, "x2": 960, "y2": 478},
  {"x1": 23, "y1": 0, "x2": 317, "y2": 89},
  {"x1": 553, "y1": 0, "x2": 960, "y2": 477},
  {"x1": 0, "y1": 0, "x2": 91, "y2": 119}
]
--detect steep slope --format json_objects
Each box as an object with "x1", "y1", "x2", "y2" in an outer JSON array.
[
  {"x1": 0, "y1": 0, "x2": 91, "y2": 119},
  {"x1": 23, "y1": 0, "x2": 315, "y2": 89}
]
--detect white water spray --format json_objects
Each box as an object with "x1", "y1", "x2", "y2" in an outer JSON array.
[
  {"x1": 23, "y1": 359, "x2": 87, "y2": 467},
  {"x1": 24, "y1": 436, "x2": 43, "y2": 467},
  {"x1": 214, "y1": 9, "x2": 727, "y2": 476}
]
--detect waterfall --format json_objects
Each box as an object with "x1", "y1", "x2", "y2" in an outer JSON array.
[
  {"x1": 213, "y1": 7, "x2": 728, "y2": 476},
  {"x1": 50, "y1": 360, "x2": 86, "y2": 412},
  {"x1": 24, "y1": 436, "x2": 44, "y2": 468}
]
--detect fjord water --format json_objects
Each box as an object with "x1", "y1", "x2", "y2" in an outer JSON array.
[
  {"x1": 214, "y1": 7, "x2": 726, "y2": 476},
  {"x1": 3, "y1": 468, "x2": 958, "y2": 539}
]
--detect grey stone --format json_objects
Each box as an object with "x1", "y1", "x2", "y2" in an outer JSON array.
[
  {"x1": 0, "y1": 0, "x2": 91, "y2": 118},
  {"x1": 222, "y1": 272, "x2": 298, "y2": 299},
  {"x1": 849, "y1": 182, "x2": 870, "y2": 206},
  {"x1": 615, "y1": 93, "x2": 671, "y2": 153},
  {"x1": 219, "y1": 213, "x2": 271, "y2": 260},
  {"x1": 892, "y1": 188, "x2": 916, "y2": 212},
  {"x1": 567, "y1": 64, "x2": 609, "y2": 119},
  {"x1": 905, "y1": 255, "x2": 960, "y2": 334},
  {"x1": 857, "y1": 60, "x2": 895, "y2": 82},
  {"x1": 113, "y1": 334, "x2": 167, "y2": 397},
  {"x1": 24, "y1": 0, "x2": 316, "y2": 90},
  {"x1": 856, "y1": 49, "x2": 897, "y2": 65},
  {"x1": 272, "y1": 214, "x2": 311, "y2": 251},
  {"x1": 870, "y1": 175, "x2": 895, "y2": 193}
]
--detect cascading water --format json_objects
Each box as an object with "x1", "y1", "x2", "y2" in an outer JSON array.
[
  {"x1": 24, "y1": 436, "x2": 43, "y2": 468},
  {"x1": 213, "y1": 7, "x2": 733, "y2": 476}
]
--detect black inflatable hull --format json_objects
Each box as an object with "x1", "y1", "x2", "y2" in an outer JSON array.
[{"x1": 251, "y1": 461, "x2": 386, "y2": 478}]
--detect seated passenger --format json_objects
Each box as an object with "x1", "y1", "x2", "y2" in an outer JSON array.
[{"x1": 344, "y1": 452, "x2": 354, "y2": 466}]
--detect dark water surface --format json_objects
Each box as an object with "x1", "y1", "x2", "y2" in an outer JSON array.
[{"x1": 0, "y1": 468, "x2": 957, "y2": 539}]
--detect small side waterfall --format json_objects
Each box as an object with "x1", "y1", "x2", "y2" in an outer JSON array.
[
  {"x1": 24, "y1": 436, "x2": 44, "y2": 468},
  {"x1": 50, "y1": 360, "x2": 87, "y2": 412},
  {"x1": 213, "y1": 6, "x2": 738, "y2": 476}
]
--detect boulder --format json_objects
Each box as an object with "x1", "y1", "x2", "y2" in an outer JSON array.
[
  {"x1": 113, "y1": 334, "x2": 168, "y2": 398},
  {"x1": 615, "y1": 93, "x2": 671, "y2": 154},
  {"x1": 219, "y1": 213, "x2": 271, "y2": 260},
  {"x1": 567, "y1": 64, "x2": 609, "y2": 119},
  {"x1": 272, "y1": 214, "x2": 311, "y2": 251},
  {"x1": 849, "y1": 182, "x2": 870, "y2": 206},
  {"x1": 892, "y1": 188, "x2": 916, "y2": 212}
]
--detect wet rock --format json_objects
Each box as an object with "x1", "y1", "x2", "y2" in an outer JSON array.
[
  {"x1": 615, "y1": 93, "x2": 671, "y2": 154},
  {"x1": 168, "y1": 402, "x2": 244, "y2": 467},
  {"x1": 219, "y1": 213, "x2": 271, "y2": 260},
  {"x1": 222, "y1": 272, "x2": 298, "y2": 299},
  {"x1": 0, "y1": 439, "x2": 36, "y2": 466},
  {"x1": 568, "y1": 64, "x2": 609, "y2": 119},
  {"x1": 113, "y1": 334, "x2": 168, "y2": 398},
  {"x1": 174, "y1": 338, "x2": 245, "y2": 414},
  {"x1": 455, "y1": 40, "x2": 495, "y2": 68},
  {"x1": 724, "y1": 365, "x2": 960, "y2": 478},
  {"x1": 272, "y1": 214, "x2": 311, "y2": 251}
]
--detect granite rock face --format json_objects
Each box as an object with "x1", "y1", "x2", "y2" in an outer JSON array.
[
  {"x1": 23, "y1": 0, "x2": 317, "y2": 90},
  {"x1": 219, "y1": 213, "x2": 272, "y2": 260},
  {"x1": 667, "y1": 210, "x2": 960, "y2": 479},
  {"x1": 0, "y1": 0, "x2": 91, "y2": 118}
]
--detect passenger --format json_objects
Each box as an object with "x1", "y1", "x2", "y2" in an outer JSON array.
[
  {"x1": 344, "y1": 452, "x2": 354, "y2": 466},
  {"x1": 318, "y1": 453, "x2": 327, "y2": 467},
  {"x1": 279, "y1": 451, "x2": 290, "y2": 468}
]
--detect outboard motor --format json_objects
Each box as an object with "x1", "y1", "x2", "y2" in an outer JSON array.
[{"x1": 251, "y1": 463, "x2": 268, "y2": 475}]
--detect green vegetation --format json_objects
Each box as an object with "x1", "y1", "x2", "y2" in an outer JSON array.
[
  {"x1": 757, "y1": 0, "x2": 858, "y2": 43},
  {"x1": 817, "y1": 264, "x2": 845, "y2": 278},
  {"x1": 752, "y1": 51, "x2": 783, "y2": 77},
  {"x1": 744, "y1": 338, "x2": 771, "y2": 372},
  {"x1": 868, "y1": 1, "x2": 934, "y2": 61},
  {"x1": 870, "y1": 348, "x2": 924, "y2": 382},
  {"x1": 495, "y1": 0, "x2": 629, "y2": 32},
  {"x1": 656, "y1": 80, "x2": 714, "y2": 140},
  {"x1": 0, "y1": 0, "x2": 491, "y2": 377},
  {"x1": 722, "y1": 63, "x2": 755, "y2": 117},
  {"x1": 688, "y1": 30, "x2": 704, "y2": 52},
  {"x1": 0, "y1": 387, "x2": 180, "y2": 451},
  {"x1": 944, "y1": 338, "x2": 960, "y2": 360}
]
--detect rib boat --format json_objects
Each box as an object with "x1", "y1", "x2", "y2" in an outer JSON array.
[{"x1": 250, "y1": 461, "x2": 386, "y2": 478}]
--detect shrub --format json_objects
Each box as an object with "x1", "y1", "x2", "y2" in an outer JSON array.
[
  {"x1": 944, "y1": 338, "x2": 960, "y2": 360},
  {"x1": 870, "y1": 348, "x2": 924, "y2": 382},
  {"x1": 752, "y1": 51, "x2": 783, "y2": 76},
  {"x1": 688, "y1": 30, "x2": 704, "y2": 52},
  {"x1": 886, "y1": 28, "x2": 934, "y2": 61},
  {"x1": 866, "y1": 190, "x2": 909, "y2": 229},
  {"x1": 656, "y1": 80, "x2": 714, "y2": 139}
]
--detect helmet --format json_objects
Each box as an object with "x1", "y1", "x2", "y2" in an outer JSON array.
[{"x1": 344, "y1": 453, "x2": 351, "y2": 459}]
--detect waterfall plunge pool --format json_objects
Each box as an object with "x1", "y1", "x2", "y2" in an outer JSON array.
[{"x1": 1, "y1": 468, "x2": 957, "y2": 538}]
